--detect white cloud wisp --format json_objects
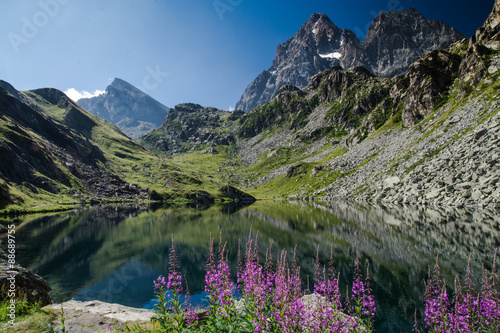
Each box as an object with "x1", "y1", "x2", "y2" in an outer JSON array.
[{"x1": 64, "y1": 88, "x2": 106, "y2": 102}]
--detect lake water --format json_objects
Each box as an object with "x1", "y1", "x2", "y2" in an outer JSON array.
[{"x1": 6, "y1": 201, "x2": 500, "y2": 332}]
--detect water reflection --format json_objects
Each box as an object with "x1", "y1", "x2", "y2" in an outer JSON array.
[{"x1": 5, "y1": 201, "x2": 499, "y2": 333}]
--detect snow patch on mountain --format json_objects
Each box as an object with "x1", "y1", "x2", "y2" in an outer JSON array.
[{"x1": 319, "y1": 52, "x2": 342, "y2": 59}]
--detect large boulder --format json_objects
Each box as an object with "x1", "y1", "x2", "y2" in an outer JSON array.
[
  {"x1": 0, "y1": 248, "x2": 52, "y2": 306},
  {"x1": 219, "y1": 185, "x2": 256, "y2": 202}
]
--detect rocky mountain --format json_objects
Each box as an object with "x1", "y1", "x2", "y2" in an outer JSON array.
[
  {"x1": 140, "y1": 103, "x2": 244, "y2": 155},
  {"x1": 2, "y1": 2, "x2": 499, "y2": 213},
  {"x1": 227, "y1": 0, "x2": 500, "y2": 208},
  {"x1": 235, "y1": 9, "x2": 465, "y2": 112},
  {"x1": 78, "y1": 78, "x2": 169, "y2": 140},
  {"x1": 142, "y1": 1, "x2": 500, "y2": 209}
]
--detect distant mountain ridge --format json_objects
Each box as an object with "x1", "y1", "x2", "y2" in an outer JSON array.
[
  {"x1": 235, "y1": 9, "x2": 466, "y2": 112},
  {"x1": 78, "y1": 78, "x2": 169, "y2": 140}
]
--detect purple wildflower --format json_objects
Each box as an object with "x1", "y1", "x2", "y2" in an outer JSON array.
[
  {"x1": 205, "y1": 233, "x2": 235, "y2": 306},
  {"x1": 153, "y1": 275, "x2": 166, "y2": 292},
  {"x1": 351, "y1": 252, "x2": 376, "y2": 323}
]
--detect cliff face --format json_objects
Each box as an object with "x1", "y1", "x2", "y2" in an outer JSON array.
[
  {"x1": 235, "y1": 9, "x2": 465, "y2": 112},
  {"x1": 351, "y1": 8, "x2": 465, "y2": 77}
]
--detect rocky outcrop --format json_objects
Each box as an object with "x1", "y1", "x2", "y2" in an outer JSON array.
[
  {"x1": 235, "y1": 9, "x2": 465, "y2": 112},
  {"x1": 391, "y1": 50, "x2": 463, "y2": 126},
  {"x1": 78, "y1": 78, "x2": 170, "y2": 140},
  {"x1": 219, "y1": 185, "x2": 256, "y2": 202},
  {"x1": 476, "y1": 0, "x2": 500, "y2": 49},
  {"x1": 44, "y1": 300, "x2": 154, "y2": 332},
  {"x1": 140, "y1": 103, "x2": 243, "y2": 154},
  {"x1": 0, "y1": 248, "x2": 52, "y2": 306}
]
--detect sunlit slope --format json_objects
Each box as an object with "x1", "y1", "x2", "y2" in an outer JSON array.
[{"x1": 0, "y1": 83, "x2": 227, "y2": 213}]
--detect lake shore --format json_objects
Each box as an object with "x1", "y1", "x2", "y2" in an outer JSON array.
[{"x1": 42, "y1": 300, "x2": 155, "y2": 333}]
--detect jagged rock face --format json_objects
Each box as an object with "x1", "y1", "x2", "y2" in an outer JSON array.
[
  {"x1": 236, "y1": 13, "x2": 346, "y2": 112},
  {"x1": 391, "y1": 50, "x2": 463, "y2": 126},
  {"x1": 355, "y1": 8, "x2": 465, "y2": 77},
  {"x1": 78, "y1": 78, "x2": 169, "y2": 140},
  {"x1": 235, "y1": 9, "x2": 465, "y2": 112},
  {"x1": 140, "y1": 103, "x2": 244, "y2": 154},
  {"x1": 476, "y1": 0, "x2": 500, "y2": 49}
]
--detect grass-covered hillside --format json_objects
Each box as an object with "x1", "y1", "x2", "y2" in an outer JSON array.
[{"x1": 0, "y1": 83, "x2": 242, "y2": 214}]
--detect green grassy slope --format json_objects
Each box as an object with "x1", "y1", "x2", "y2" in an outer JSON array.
[{"x1": 0, "y1": 86, "x2": 238, "y2": 213}]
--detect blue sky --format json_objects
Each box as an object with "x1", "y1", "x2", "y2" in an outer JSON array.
[{"x1": 0, "y1": 0, "x2": 495, "y2": 110}]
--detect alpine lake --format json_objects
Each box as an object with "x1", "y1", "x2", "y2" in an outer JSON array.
[{"x1": 6, "y1": 200, "x2": 500, "y2": 332}]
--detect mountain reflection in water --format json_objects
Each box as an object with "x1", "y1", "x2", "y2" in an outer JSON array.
[{"x1": 8, "y1": 201, "x2": 499, "y2": 333}]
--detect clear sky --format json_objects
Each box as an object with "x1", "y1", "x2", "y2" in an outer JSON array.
[{"x1": 0, "y1": 0, "x2": 495, "y2": 110}]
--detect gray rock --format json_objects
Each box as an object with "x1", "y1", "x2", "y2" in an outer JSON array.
[
  {"x1": 0, "y1": 248, "x2": 51, "y2": 306},
  {"x1": 383, "y1": 176, "x2": 401, "y2": 189}
]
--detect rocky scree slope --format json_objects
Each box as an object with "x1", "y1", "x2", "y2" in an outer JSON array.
[
  {"x1": 235, "y1": 9, "x2": 465, "y2": 112},
  {"x1": 78, "y1": 78, "x2": 169, "y2": 140},
  {"x1": 229, "y1": 0, "x2": 500, "y2": 208}
]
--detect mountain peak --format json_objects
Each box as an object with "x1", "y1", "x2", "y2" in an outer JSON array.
[
  {"x1": 108, "y1": 78, "x2": 142, "y2": 94},
  {"x1": 77, "y1": 79, "x2": 169, "y2": 140},
  {"x1": 236, "y1": 9, "x2": 465, "y2": 112},
  {"x1": 305, "y1": 13, "x2": 334, "y2": 25},
  {"x1": 272, "y1": 12, "x2": 343, "y2": 69},
  {"x1": 300, "y1": 12, "x2": 339, "y2": 37}
]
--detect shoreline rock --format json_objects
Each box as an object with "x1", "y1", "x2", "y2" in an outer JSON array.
[{"x1": 0, "y1": 248, "x2": 52, "y2": 306}]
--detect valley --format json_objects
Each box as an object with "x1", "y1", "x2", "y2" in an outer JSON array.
[
  {"x1": 1, "y1": 3, "x2": 500, "y2": 213},
  {"x1": 1, "y1": 2, "x2": 500, "y2": 332}
]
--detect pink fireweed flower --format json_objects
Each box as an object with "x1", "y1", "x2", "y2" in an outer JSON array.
[
  {"x1": 167, "y1": 271, "x2": 183, "y2": 293},
  {"x1": 205, "y1": 234, "x2": 235, "y2": 307},
  {"x1": 167, "y1": 235, "x2": 183, "y2": 293},
  {"x1": 480, "y1": 249, "x2": 499, "y2": 330},
  {"x1": 351, "y1": 254, "x2": 376, "y2": 318},
  {"x1": 153, "y1": 275, "x2": 166, "y2": 292}
]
